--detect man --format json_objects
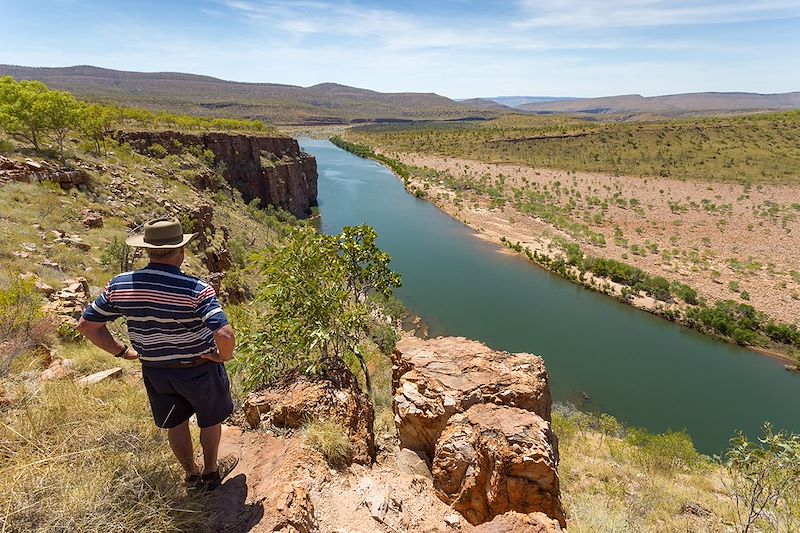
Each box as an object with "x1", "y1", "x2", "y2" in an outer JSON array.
[{"x1": 77, "y1": 217, "x2": 238, "y2": 491}]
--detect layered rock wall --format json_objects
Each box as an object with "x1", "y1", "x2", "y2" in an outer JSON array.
[
  {"x1": 114, "y1": 131, "x2": 318, "y2": 218},
  {"x1": 392, "y1": 336, "x2": 566, "y2": 528}
]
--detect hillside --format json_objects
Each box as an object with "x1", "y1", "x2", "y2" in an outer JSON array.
[
  {"x1": 0, "y1": 64, "x2": 498, "y2": 125},
  {"x1": 518, "y1": 91, "x2": 800, "y2": 116}
]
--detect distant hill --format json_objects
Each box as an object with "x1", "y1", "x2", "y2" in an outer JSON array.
[
  {"x1": 0, "y1": 64, "x2": 499, "y2": 125},
  {"x1": 488, "y1": 96, "x2": 575, "y2": 108},
  {"x1": 455, "y1": 98, "x2": 518, "y2": 112},
  {"x1": 518, "y1": 92, "x2": 800, "y2": 116}
]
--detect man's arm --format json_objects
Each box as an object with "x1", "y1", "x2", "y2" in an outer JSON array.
[
  {"x1": 203, "y1": 324, "x2": 235, "y2": 363},
  {"x1": 76, "y1": 317, "x2": 139, "y2": 360}
]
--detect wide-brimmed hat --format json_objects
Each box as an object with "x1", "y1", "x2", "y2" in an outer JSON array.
[{"x1": 125, "y1": 218, "x2": 197, "y2": 249}]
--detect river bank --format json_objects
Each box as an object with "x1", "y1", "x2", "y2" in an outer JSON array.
[{"x1": 331, "y1": 136, "x2": 800, "y2": 366}]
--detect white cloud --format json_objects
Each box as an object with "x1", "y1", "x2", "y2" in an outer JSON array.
[{"x1": 513, "y1": 0, "x2": 800, "y2": 29}]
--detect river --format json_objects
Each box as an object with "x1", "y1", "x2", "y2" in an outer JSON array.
[{"x1": 299, "y1": 138, "x2": 800, "y2": 454}]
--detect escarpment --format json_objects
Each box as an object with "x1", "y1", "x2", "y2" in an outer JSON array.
[{"x1": 114, "y1": 130, "x2": 318, "y2": 218}]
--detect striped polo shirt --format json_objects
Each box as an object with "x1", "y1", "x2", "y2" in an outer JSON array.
[{"x1": 82, "y1": 263, "x2": 229, "y2": 364}]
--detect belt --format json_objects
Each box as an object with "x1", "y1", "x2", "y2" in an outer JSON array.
[{"x1": 142, "y1": 357, "x2": 211, "y2": 369}]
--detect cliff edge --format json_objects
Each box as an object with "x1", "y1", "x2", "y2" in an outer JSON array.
[{"x1": 115, "y1": 131, "x2": 318, "y2": 218}]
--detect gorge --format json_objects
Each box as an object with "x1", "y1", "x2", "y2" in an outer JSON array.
[{"x1": 303, "y1": 137, "x2": 800, "y2": 455}]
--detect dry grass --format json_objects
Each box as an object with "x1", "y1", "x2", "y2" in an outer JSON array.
[
  {"x1": 302, "y1": 419, "x2": 351, "y2": 466},
  {"x1": 0, "y1": 344, "x2": 207, "y2": 533},
  {"x1": 554, "y1": 409, "x2": 735, "y2": 532}
]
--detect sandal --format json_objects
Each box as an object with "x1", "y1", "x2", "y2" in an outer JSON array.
[
  {"x1": 200, "y1": 454, "x2": 240, "y2": 492},
  {"x1": 184, "y1": 472, "x2": 203, "y2": 491}
]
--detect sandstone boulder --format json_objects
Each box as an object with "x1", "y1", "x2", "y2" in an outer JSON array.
[
  {"x1": 243, "y1": 357, "x2": 376, "y2": 465},
  {"x1": 392, "y1": 336, "x2": 552, "y2": 458},
  {"x1": 472, "y1": 511, "x2": 563, "y2": 533},
  {"x1": 432, "y1": 403, "x2": 565, "y2": 527},
  {"x1": 82, "y1": 212, "x2": 104, "y2": 228}
]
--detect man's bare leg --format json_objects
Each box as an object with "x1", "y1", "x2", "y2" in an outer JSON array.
[
  {"x1": 200, "y1": 423, "x2": 222, "y2": 475},
  {"x1": 167, "y1": 420, "x2": 200, "y2": 475}
]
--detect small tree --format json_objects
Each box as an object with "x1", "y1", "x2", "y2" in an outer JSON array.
[
  {"x1": 724, "y1": 423, "x2": 800, "y2": 532},
  {"x1": 41, "y1": 89, "x2": 81, "y2": 164},
  {"x1": 0, "y1": 77, "x2": 50, "y2": 151},
  {"x1": 80, "y1": 103, "x2": 117, "y2": 155},
  {"x1": 233, "y1": 225, "x2": 401, "y2": 394}
]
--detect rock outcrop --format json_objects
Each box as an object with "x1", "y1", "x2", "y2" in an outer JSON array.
[
  {"x1": 433, "y1": 404, "x2": 564, "y2": 526},
  {"x1": 392, "y1": 336, "x2": 565, "y2": 528},
  {"x1": 114, "y1": 131, "x2": 318, "y2": 218},
  {"x1": 243, "y1": 357, "x2": 376, "y2": 465},
  {"x1": 212, "y1": 426, "x2": 321, "y2": 532},
  {"x1": 392, "y1": 336, "x2": 552, "y2": 459},
  {"x1": 0, "y1": 156, "x2": 88, "y2": 188}
]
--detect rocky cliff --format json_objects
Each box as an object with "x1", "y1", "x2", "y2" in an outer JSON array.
[
  {"x1": 393, "y1": 336, "x2": 566, "y2": 529},
  {"x1": 114, "y1": 131, "x2": 318, "y2": 218}
]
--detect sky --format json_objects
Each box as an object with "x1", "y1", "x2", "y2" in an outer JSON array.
[{"x1": 1, "y1": 0, "x2": 798, "y2": 98}]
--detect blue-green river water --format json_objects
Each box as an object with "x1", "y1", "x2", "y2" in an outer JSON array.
[{"x1": 300, "y1": 138, "x2": 800, "y2": 454}]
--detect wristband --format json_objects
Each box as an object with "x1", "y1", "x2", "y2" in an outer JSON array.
[{"x1": 114, "y1": 345, "x2": 129, "y2": 358}]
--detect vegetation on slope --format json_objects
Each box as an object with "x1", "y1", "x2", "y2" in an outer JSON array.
[
  {"x1": 0, "y1": 75, "x2": 273, "y2": 160},
  {"x1": 348, "y1": 112, "x2": 800, "y2": 184},
  {"x1": 554, "y1": 407, "x2": 800, "y2": 532}
]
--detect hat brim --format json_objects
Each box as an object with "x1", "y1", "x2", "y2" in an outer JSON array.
[{"x1": 125, "y1": 232, "x2": 197, "y2": 249}]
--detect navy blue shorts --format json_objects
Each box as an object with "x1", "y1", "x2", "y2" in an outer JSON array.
[{"x1": 141, "y1": 362, "x2": 234, "y2": 429}]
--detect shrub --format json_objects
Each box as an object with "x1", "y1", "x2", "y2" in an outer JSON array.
[
  {"x1": 231, "y1": 225, "x2": 400, "y2": 393},
  {"x1": 0, "y1": 277, "x2": 48, "y2": 375},
  {"x1": 671, "y1": 281, "x2": 698, "y2": 304},
  {"x1": 764, "y1": 322, "x2": 800, "y2": 347},
  {"x1": 686, "y1": 300, "x2": 764, "y2": 346},
  {"x1": 724, "y1": 424, "x2": 800, "y2": 533},
  {"x1": 0, "y1": 136, "x2": 13, "y2": 153},
  {"x1": 624, "y1": 428, "x2": 704, "y2": 473},
  {"x1": 369, "y1": 322, "x2": 399, "y2": 356},
  {"x1": 147, "y1": 143, "x2": 168, "y2": 158},
  {"x1": 100, "y1": 237, "x2": 140, "y2": 273},
  {"x1": 302, "y1": 418, "x2": 351, "y2": 465}
]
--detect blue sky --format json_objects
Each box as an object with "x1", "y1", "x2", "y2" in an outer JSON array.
[{"x1": 1, "y1": 0, "x2": 798, "y2": 98}]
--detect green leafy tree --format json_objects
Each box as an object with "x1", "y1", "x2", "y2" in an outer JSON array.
[
  {"x1": 724, "y1": 423, "x2": 800, "y2": 532},
  {"x1": 41, "y1": 89, "x2": 81, "y2": 163},
  {"x1": 337, "y1": 225, "x2": 401, "y2": 303},
  {"x1": 232, "y1": 225, "x2": 401, "y2": 394},
  {"x1": 0, "y1": 76, "x2": 50, "y2": 150},
  {"x1": 79, "y1": 103, "x2": 118, "y2": 155}
]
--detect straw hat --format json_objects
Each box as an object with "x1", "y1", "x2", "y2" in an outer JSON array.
[{"x1": 125, "y1": 218, "x2": 197, "y2": 249}]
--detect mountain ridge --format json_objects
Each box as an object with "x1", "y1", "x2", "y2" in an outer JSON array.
[
  {"x1": 518, "y1": 91, "x2": 800, "y2": 116},
  {"x1": 0, "y1": 64, "x2": 495, "y2": 125}
]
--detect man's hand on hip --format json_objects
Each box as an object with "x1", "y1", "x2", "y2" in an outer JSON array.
[
  {"x1": 201, "y1": 350, "x2": 232, "y2": 363},
  {"x1": 121, "y1": 347, "x2": 140, "y2": 360}
]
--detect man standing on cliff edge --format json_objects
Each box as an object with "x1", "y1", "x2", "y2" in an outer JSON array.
[{"x1": 77, "y1": 217, "x2": 238, "y2": 491}]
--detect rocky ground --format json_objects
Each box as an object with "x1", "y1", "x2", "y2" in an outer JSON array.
[
  {"x1": 387, "y1": 152, "x2": 800, "y2": 336},
  {"x1": 210, "y1": 337, "x2": 566, "y2": 533}
]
